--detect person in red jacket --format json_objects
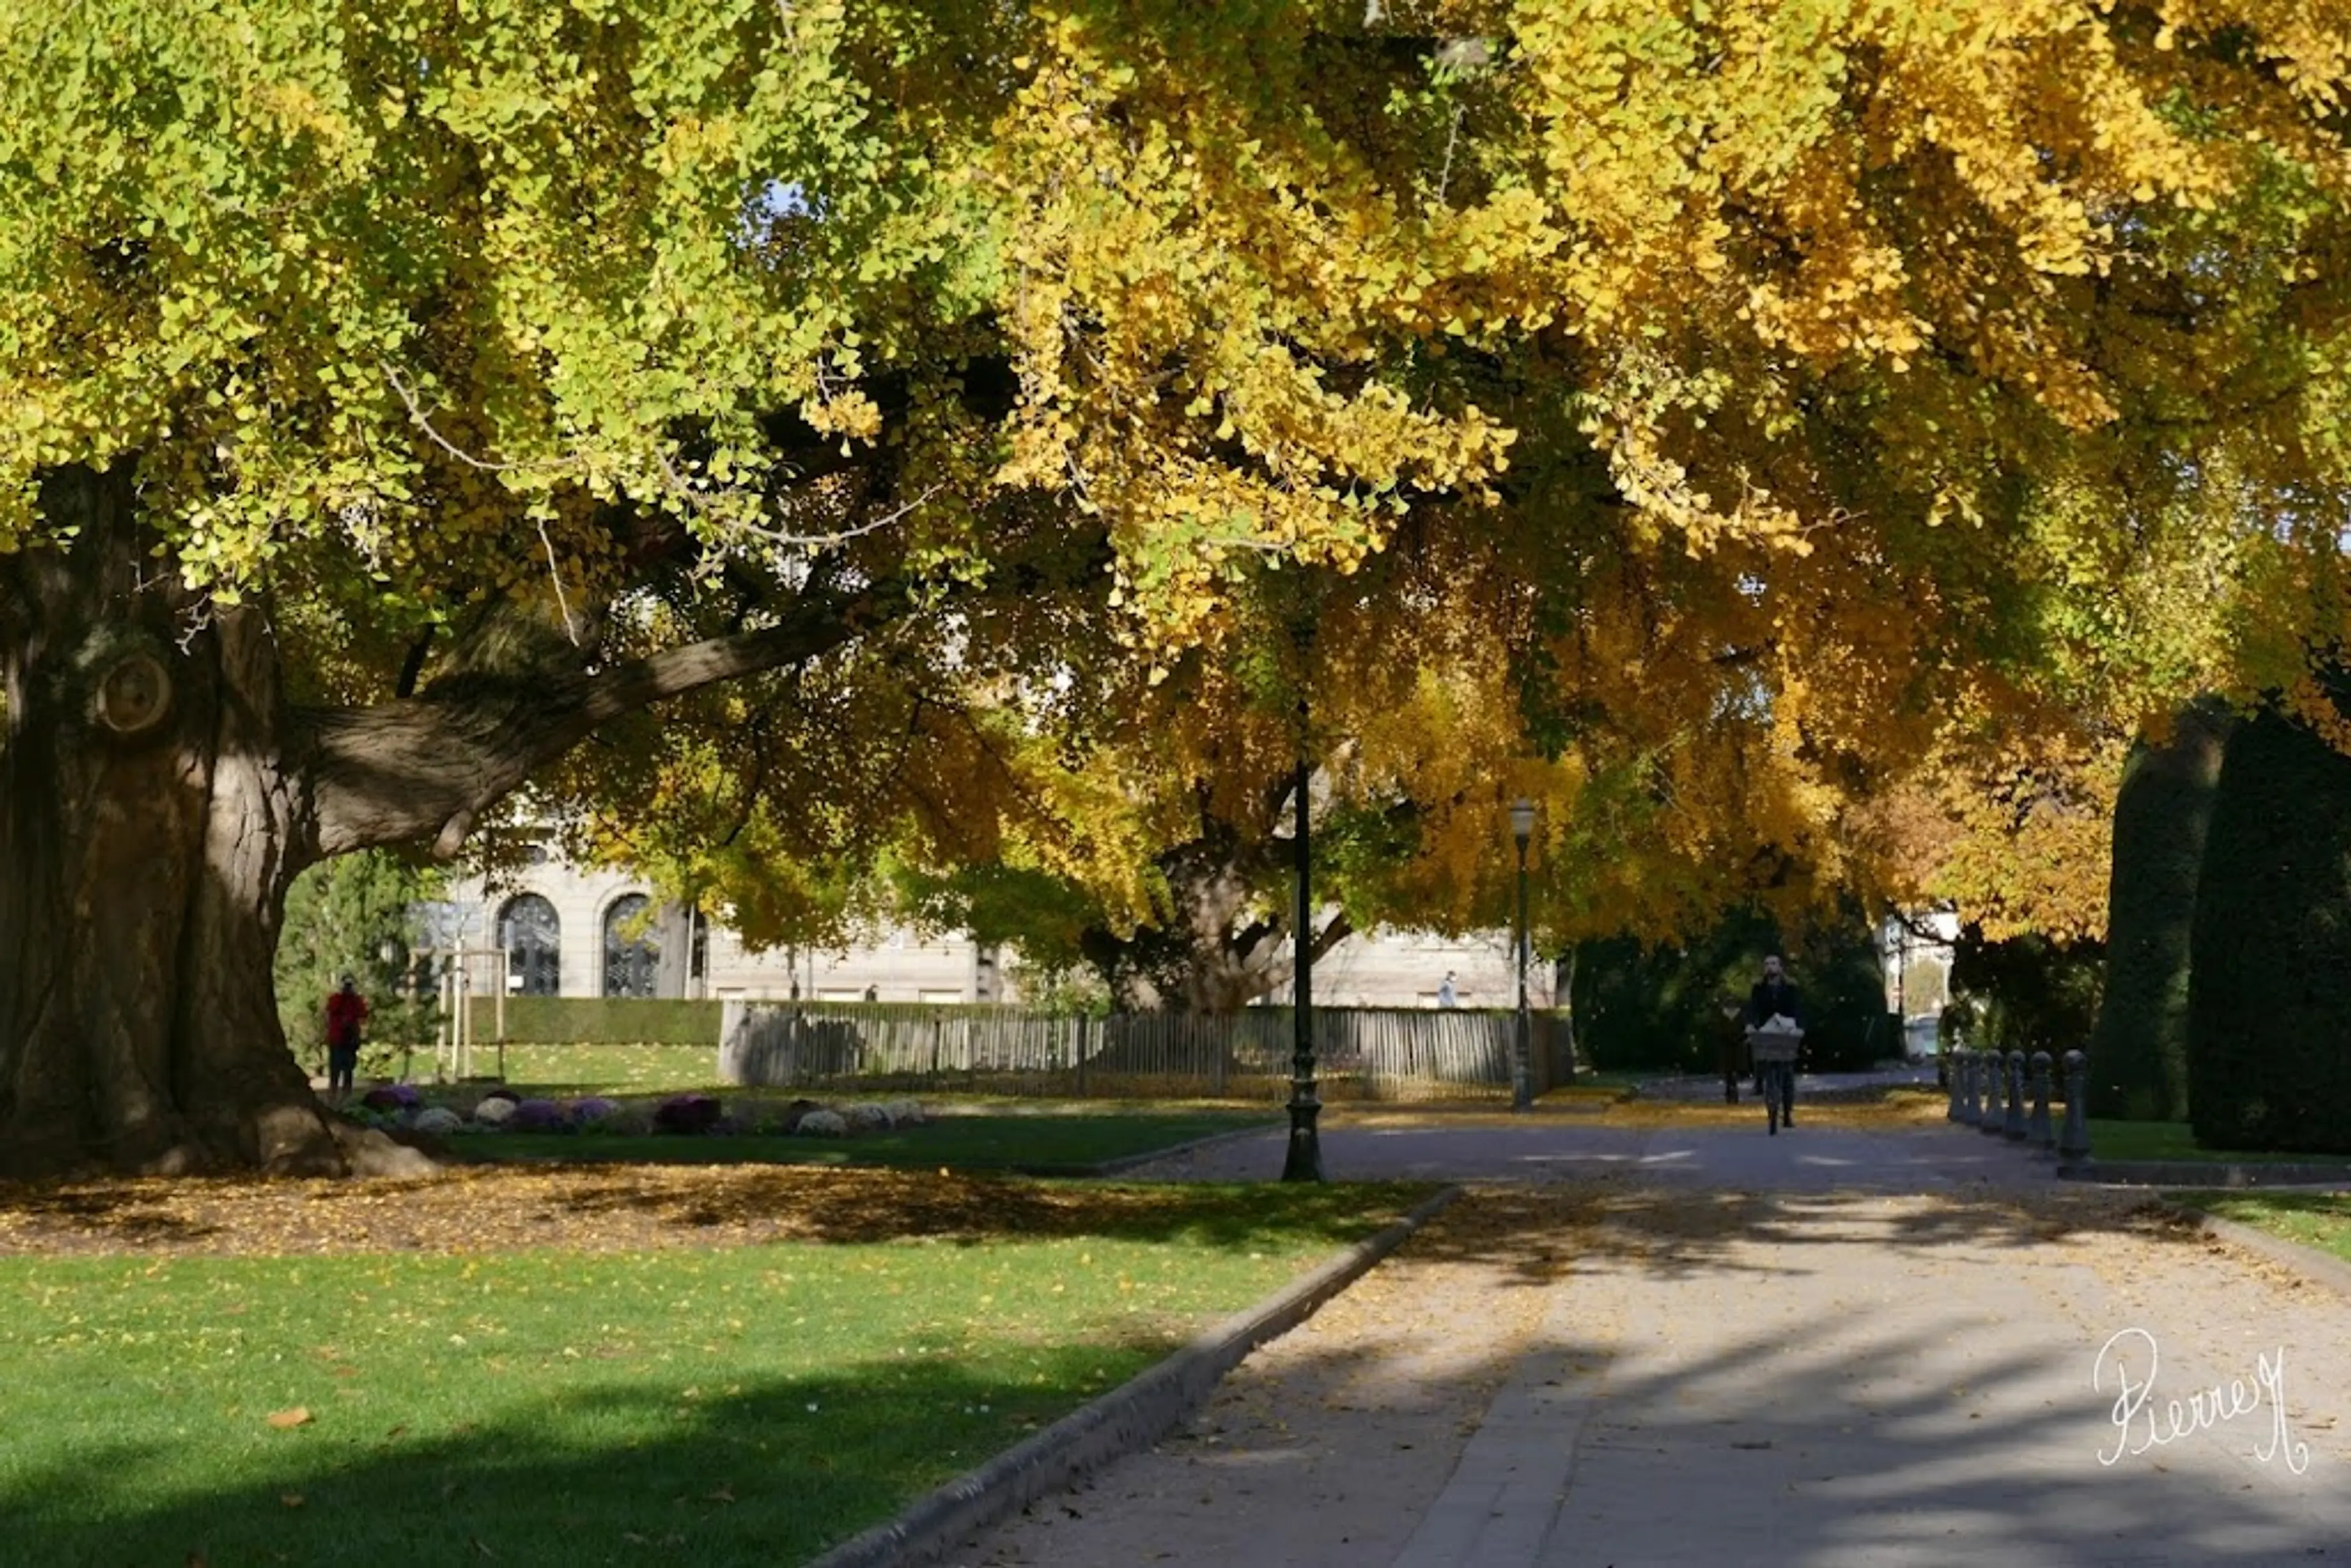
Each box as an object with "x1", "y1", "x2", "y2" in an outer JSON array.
[{"x1": 324, "y1": 977, "x2": 369, "y2": 1104}]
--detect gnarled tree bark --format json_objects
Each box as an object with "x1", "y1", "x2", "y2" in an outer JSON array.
[
  {"x1": 1077, "y1": 790, "x2": 1356, "y2": 1013},
  {"x1": 0, "y1": 464, "x2": 896, "y2": 1178},
  {"x1": 0, "y1": 466, "x2": 325, "y2": 1174}
]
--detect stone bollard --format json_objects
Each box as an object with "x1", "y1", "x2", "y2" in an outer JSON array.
[
  {"x1": 1946, "y1": 1052, "x2": 1965, "y2": 1122},
  {"x1": 1981, "y1": 1049, "x2": 2010, "y2": 1135},
  {"x1": 2058, "y1": 1049, "x2": 2093, "y2": 1167},
  {"x1": 1960, "y1": 1050, "x2": 1982, "y2": 1125},
  {"x1": 2003, "y1": 1050, "x2": 2029, "y2": 1140},
  {"x1": 2028, "y1": 1050, "x2": 2055, "y2": 1156}
]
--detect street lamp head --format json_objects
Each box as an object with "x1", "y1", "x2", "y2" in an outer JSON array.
[
  {"x1": 1509, "y1": 797, "x2": 1536, "y2": 848},
  {"x1": 379, "y1": 937, "x2": 402, "y2": 966}
]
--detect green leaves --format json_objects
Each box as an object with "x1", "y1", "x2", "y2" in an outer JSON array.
[{"x1": 7, "y1": 0, "x2": 2351, "y2": 963}]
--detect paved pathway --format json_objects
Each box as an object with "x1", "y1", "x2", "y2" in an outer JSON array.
[
  {"x1": 1138, "y1": 1109, "x2": 2062, "y2": 1193},
  {"x1": 956, "y1": 1112, "x2": 2351, "y2": 1567}
]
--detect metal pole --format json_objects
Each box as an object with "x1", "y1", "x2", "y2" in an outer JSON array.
[
  {"x1": 1514, "y1": 836, "x2": 1533, "y2": 1111},
  {"x1": 1283, "y1": 752, "x2": 1324, "y2": 1181},
  {"x1": 1893, "y1": 918, "x2": 1906, "y2": 1060},
  {"x1": 435, "y1": 955, "x2": 452, "y2": 1082}
]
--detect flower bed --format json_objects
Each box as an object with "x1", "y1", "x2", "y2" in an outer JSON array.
[{"x1": 333, "y1": 1086, "x2": 925, "y2": 1142}]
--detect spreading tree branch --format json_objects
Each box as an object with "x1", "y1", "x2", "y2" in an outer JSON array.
[{"x1": 302, "y1": 577, "x2": 913, "y2": 860}]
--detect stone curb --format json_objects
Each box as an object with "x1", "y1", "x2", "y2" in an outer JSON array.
[
  {"x1": 803, "y1": 1184, "x2": 1463, "y2": 1568},
  {"x1": 1924, "y1": 1127, "x2": 2351, "y2": 1190},
  {"x1": 2057, "y1": 1158, "x2": 2351, "y2": 1188},
  {"x1": 1014, "y1": 1120, "x2": 1284, "y2": 1179},
  {"x1": 2153, "y1": 1201, "x2": 2351, "y2": 1302}
]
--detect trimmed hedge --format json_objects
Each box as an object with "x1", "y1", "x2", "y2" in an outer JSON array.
[
  {"x1": 2188, "y1": 703, "x2": 2351, "y2": 1153},
  {"x1": 465, "y1": 997, "x2": 1081, "y2": 1046},
  {"x1": 469, "y1": 996, "x2": 722, "y2": 1046},
  {"x1": 2085, "y1": 698, "x2": 2232, "y2": 1122}
]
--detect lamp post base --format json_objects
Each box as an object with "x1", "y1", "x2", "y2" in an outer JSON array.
[
  {"x1": 1281, "y1": 1087, "x2": 1324, "y2": 1182},
  {"x1": 1512, "y1": 1003, "x2": 1533, "y2": 1112}
]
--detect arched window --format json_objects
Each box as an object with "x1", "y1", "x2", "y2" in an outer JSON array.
[
  {"x1": 602, "y1": 893, "x2": 660, "y2": 998},
  {"x1": 499, "y1": 894, "x2": 561, "y2": 996}
]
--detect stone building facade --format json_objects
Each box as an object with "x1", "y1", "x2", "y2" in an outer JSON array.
[{"x1": 438, "y1": 857, "x2": 1543, "y2": 1010}]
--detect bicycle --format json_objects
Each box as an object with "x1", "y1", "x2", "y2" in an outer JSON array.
[
  {"x1": 1747, "y1": 1025, "x2": 1801, "y2": 1135},
  {"x1": 1757, "y1": 1057, "x2": 1796, "y2": 1133}
]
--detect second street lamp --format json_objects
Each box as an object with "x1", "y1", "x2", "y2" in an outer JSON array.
[
  {"x1": 1282, "y1": 750, "x2": 1324, "y2": 1182},
  {"x1": 1510, "y1": 797, "x2": 1536, "y2": 1112}
]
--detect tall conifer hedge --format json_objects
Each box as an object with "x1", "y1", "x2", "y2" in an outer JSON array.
[{"x1": 2188, "y1": 703, "x2": 2351, "y2": 1152}]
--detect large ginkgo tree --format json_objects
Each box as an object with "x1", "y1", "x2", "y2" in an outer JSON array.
[{"x1": 4, "y1": 0, "x2": 2347, "y2": 1175}]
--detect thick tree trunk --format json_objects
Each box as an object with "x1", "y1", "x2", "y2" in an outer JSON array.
[
  {"x1": 1, "y1": 464, "x2": 891, "y2": 1177},
  {"x1": 0, "y1": 467, "x2": 347, "y2": 1176},
  {"x1": 1078, "y1": 825, "x2": 1353, "y2": 1014}
]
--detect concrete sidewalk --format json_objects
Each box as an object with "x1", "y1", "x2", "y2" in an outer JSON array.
[
  {"x1": 1389, "y1": 1187, "x2": 2351, "y2": 1566},
  {"x1": 960, "y1": 1119, "x2": 2351, "y2": 1567}
]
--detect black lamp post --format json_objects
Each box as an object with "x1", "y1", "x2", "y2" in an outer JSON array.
[
  {"x1": 1510, "y1": 797, "x2": 1535, "y2": 1111},
  {"x1": 1282, "y1": 752, "x2": 1325, "y2": 1181}
]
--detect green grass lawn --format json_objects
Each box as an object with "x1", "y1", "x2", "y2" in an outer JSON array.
[
  {"x1": 0, "y1": 1180, "x2": 1422, "y2": 1567},
  {"x1": 2087, "y1": 1119, "x2": 2351, "y2": 1165},
  {"x1": 2172, "y1": 1193, "x2": 2351, "y2": 1265},
  {"x1": 469, "y1": 1111, "x2": 1279, "y2": 1172},
  {"x1": 465, "y1": 1041, "x2": 728, "y2": 1097}
]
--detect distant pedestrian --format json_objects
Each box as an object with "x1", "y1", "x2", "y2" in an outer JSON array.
[
  {"x1": 324, "y1": 977, "x2": 369, "y2": 1103},
  {"x1": 1436, "y1": 972, "x2": 1459, "y2": 1008},
  {"x1": 1716, "y1": 994, "x2": 1747, "y2": 1105},
  {"x1": 863, "y1": 983, "x2": 879, "y2": 1002}
]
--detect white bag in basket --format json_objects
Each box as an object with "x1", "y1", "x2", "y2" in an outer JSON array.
[{"x1": 1746, "y1": 1013, "x2": 1804, "y2": 1062}]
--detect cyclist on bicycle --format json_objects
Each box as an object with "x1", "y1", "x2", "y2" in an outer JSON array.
[{"x1": 1747, "y1": 955, "x2": 1804, "y2": 1131}]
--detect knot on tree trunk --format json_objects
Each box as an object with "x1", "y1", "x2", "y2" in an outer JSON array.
[
  {"x1": 72, "y1": 629, "x2": 176, "y2": 740},
  {"x1": 95, "y1": 650, "x2": 172, "y2": 735}
]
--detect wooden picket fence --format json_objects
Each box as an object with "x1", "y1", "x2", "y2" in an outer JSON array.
[{"x1": 717, "y1": 1002, "x2": 1563, "y2": 1101}]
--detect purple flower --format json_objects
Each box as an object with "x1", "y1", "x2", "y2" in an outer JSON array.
[
  {"x1": 511, "y1": 1098, "x2": 566, "y2": 1132},
  {"x1": 571, "y1": 1097, "x2": 620, "y2": 1126}
]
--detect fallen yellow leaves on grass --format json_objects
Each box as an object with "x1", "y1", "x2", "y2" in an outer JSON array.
[{"x1": 0, "y1": 1166, "x2": 1304, "y2": 1259}]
